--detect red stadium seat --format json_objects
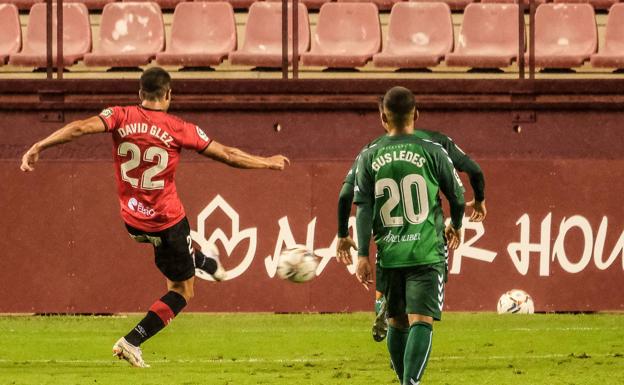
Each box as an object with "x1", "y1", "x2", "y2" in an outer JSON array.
[
  {"x1": 445, "y1": 3, "x2": 520, "y2": 68},
  {"x1": 301, "y1": 3, "x2": 380, "y2": 68},
  {"x1": 75, "y1": 0, "x2": 117, "y2": 11},
  {"x1": 590, "y1": 4, "x2": 624, "y2": 69},
  {"x1": 8, "y1": 0, "x2": 116, "y2": 10},
  {"x1": 373, "y1": 3, "x2": 453, "y2": 68},
  {"x1": 123, "y1": 0, "x2": 183, "y2": 10},
  {"x1": 202, "y1": 0, "x2": 256, "y2": 9},
  {"x1": 589, "y1": 0, "x2": 619, "y2": 9},
  {"x1": 337, "y1": 0, "x2": 401, "y2": 11},
  {"x1": 9, "y1": 3, "x2": 91, "y2": 67},
  {"x1": 156, "y1": 2, "x2": 236, "y2": 67},
  {"x1": 409, "y1": 0, "x2": 474, "y2": 11},
  {"x1": 5, "y1": 0, "x2": 42, "y2": 11},
  {"x1": 266, "y1": 0, "x2": 331, "y2": 11},
  {"x1": 0, "y1": 4, "x2": 21, "y2": 65},
  {"x1": 553, "y1": 0, "x2": 617, "y2": 11},
  {"x1": 480, "y1": 0, "x2": 547, "y2": 4},
  {"x1": 229, "y1": 2, "x2": 309, "y2": 67},
  {"x1": 84, "y1": 2, "x2": 164, "y2": 68},
  {"x1": 526, "y1": 3, "x2": 597, "y2": 69}
]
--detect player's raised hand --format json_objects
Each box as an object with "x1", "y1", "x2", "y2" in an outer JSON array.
[
  {"x1": 466, "y1": 199, "x2": 487, "y2": 222},
  {"x1": 444, "y1": 224, "x2": 462, "y2": 250},
  {"x1": 355, "y1": 256, "x2": 373, "y2": 290},
  {"x1": 267, "y1": 155, "x2": 290, "y2": 170},
  {"x1": 20, "y1": 145, "x2": 40, "y2": 172},
  {"x1": 336, "y1": 236, "x2": 357, "y2": 264}
]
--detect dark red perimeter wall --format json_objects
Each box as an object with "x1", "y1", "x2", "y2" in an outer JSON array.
[{"x1": 0, "y1": 79, "x2": 623, "y2": 313}]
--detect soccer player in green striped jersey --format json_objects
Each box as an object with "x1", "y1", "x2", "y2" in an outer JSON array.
[
  {"x1": 353, "y1": 87, "x2": 465, "y2": 385},
  {"x1": 336, "y1": 96, "x2": 487, "y2": 344}
]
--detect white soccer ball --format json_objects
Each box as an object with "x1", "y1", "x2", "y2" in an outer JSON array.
[
  {"x1": 497, "y1": 289, "x2": 535, "y2": 314},
  {"x1": 276, "y1": 245, "x2": 319, "y2": 283}
]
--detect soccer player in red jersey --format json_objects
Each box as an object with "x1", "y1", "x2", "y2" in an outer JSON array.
[{"x1": 20, "y1": 68, "x2": 290, "y2": 368}]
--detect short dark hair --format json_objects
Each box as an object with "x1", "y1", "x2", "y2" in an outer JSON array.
[
  {"x1": 382, "y1": 86, "x2": 416, "y2": 127},
  {"x1": 140, "y1": 67, "x2": 171, "y2": 101}
]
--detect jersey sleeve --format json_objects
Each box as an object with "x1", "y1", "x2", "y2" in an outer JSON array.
[
  {"x1": 343, "y1": 158, "x2": 357, "y2": 186},
  {"x1": 178, "y1": 122, "x2": 213, "y2": 152},
  {"x1": 353, "y1": 151, "x2": 375, "y2": 206},
  {"x1": 438, "y1": 135, "x2": 486, "y2": 202},
  {"x1": 432, "y1": 147, "x2": 466, "y2": 229},
  {"x1": 353, "y1": 150, "x2": 375, "y2": 257},
  {"x1": 337, "y1": 158, "x2": 358, "y2": 237},
  {"x1": 98, "y1": 106, "x2": 123, "y2": 132}
]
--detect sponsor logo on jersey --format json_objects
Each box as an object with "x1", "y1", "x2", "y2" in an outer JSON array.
[
  {"x1": 127, "y1": 197, "x2": 155, "y2": 217},
  {"x1": 100, "y1": 108, "x2": 113, "y2": 118},
  {"x1": 128, "y1": 197, "x2": 138, "y2": 211},
  {"x1": 382, "y1": 232, "x2": 422, "y2": 243},
  {"x1": 196, "y1": 126, "x2": 210, "y2": 142}
]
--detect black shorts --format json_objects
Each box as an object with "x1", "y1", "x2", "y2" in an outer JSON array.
[{"x1": 126, "y1": 217, "x2": 195, "y2": 282}]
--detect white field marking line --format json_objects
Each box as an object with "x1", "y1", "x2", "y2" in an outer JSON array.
[{"x1": 0, "y1": 353, "x2": 618, "y2": 365}]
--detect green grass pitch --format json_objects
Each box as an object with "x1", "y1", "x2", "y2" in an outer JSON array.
[{"x1": 1, "y1": 313, "x2": 623, "y2": 385}]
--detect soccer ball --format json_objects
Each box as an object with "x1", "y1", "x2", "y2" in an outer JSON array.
[
  {"x1": 497, "y1": 289, "x2": 535, "y2": 314},
  {"x1": 276, "y1": 245, "x2": 319, "y2": 283}
]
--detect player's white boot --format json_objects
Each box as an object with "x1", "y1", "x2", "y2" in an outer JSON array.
[
  {"x1": 195, "y1": 244, "x2": 227, "y2": 282},
  {"x1": 372, "y1": 297, "x2": 388, "y2": 342},
  {"x1": 113, "y1": 337, "x2": 150, "y2": 368},
  {"x1": 211, "y1": 258, "x2": 227, "y2": 282}
]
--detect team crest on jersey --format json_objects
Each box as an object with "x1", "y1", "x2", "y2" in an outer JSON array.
[
  {"x1": 196, "y1": 126, "x2": 209, "y2": 142},
  {"x1": 100, "y1": 108, "x2": 113, "y2": 118}
]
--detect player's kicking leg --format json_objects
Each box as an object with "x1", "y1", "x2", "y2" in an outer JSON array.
[
  {"x1": 114, "y1": 277, "x2": 193, "y2": 367},
  {"x1": 115, "y1": 218, "x2": 223, "y2": 367}
]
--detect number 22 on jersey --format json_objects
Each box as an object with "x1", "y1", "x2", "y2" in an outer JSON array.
[{"x1": 118, "y1": 142, "x2": 169, "y2": 190}]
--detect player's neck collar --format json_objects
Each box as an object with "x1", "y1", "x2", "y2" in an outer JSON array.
[{"x1": 139, "y1": 104, "x2": 165, "y2": 112}]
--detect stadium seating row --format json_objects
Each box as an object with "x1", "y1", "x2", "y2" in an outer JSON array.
[
  {"x1": 3, "y1": 0, "x2": 622, "y2": 11},
  {"x1": 1, "y1": 2, "x2": 623, "y2": 70}
]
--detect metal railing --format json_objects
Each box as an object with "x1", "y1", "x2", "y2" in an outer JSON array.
[
  {"x1": 517, "y1": 0, "x2": 537, "y2": 80},
  {"x1": 45, "y1": 0, "x2": 64, "y2": 79}
]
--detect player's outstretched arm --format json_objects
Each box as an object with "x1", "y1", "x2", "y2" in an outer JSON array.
[
  {"x1": 201, "y1": 141, "x2": 289, "y2": 170},
  {"x1": 20, "y1": 116, "x2": 106, "y2": 172}
]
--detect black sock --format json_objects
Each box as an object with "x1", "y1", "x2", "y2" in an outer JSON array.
[
  {"x1": 124, "y1": 291, "x2": 187, "y2": 347},
  {"x1": 194, "y1": 249, "x2": 217, "y2": 274}
]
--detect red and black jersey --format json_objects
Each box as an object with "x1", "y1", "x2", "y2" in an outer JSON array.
[{"x1": 99, "y1": 105, "x2": 212, "y2": 232}]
